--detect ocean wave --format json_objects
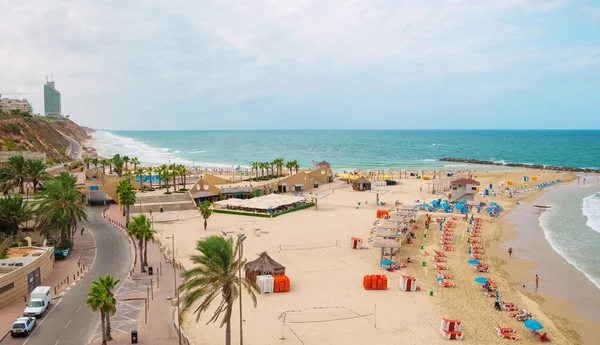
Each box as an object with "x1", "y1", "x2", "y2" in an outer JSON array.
[
  {"x1": 539, "y1": 204, "x2": 600, "y2": 290},
  {"x1": 420, "y1": 159, "x2": 437, "y2": 162},
  {"x1": 189, "y1": 150, "x2": 208, "y2": 154},
  {"x1": 582, "y1": 193, "x2": 600, "y2": 234}
]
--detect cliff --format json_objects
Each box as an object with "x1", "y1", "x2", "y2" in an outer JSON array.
[{"x1": 0, "y1": 112, "x2": 91, "y2": 164}]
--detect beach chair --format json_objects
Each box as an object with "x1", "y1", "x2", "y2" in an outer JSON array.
[
  {"x1": 440, "y1": 281, "x2": 455, "y2": 288},
  {"x1": 539, "y1": 332, "x2": 550, "y2": 342},
  {"x1": 435, "y1": 250, "x2": 446, "y2": 257},
  {"x1": 435, "y1": 264, "x2": 449, "y2": 270},
  {"x1": 439, "y1": 273, "x2": 452, "y2": 279},
  {"x1": 485, "y1": 290, "x2": 499, "y2": 298},
  {"x1": 441, "y1": 330, "x2": 464, "y2": 340},
  {"x1": 472, "y1": 254, "x2": 483, "y2": 260},
  {"x1": 433, "y1": 257, "x2": 447, "y2": 263},
  {"x1": 496, "y1": 326, "x2": 516, "y2": 334},
  {"x1": 502, "y1": 304, "x2": 519, "y2": 312},
  {"x1": 443, "y1": 245, "x2": 454, "y2": 251},
  {"x1": 497, "y1": 332, "x2": 519, "y2": 341}
]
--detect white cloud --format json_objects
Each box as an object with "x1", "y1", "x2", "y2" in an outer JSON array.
[{"x1": 0, "y1": 0, "x2": 598, "y2": 129}]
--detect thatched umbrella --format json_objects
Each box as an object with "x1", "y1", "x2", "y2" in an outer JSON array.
[{"x1": 245, "y1": 251, "x2": 286, "y2": 283}]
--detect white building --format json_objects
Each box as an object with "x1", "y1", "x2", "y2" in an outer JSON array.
[
  {"x1": 0, "y1": 97, "x2": 33, "y2": 114},
  {"x1": 449, "y1": 178, "x2": 480, "y2": 202}
]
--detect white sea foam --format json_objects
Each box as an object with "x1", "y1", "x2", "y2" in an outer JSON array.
[
  {"x1": 420, "y1": 159, "x2": 437, "y2": 162},
  {"x1": 582, "y1": 193, "x2": 600, "y2": 234},
  {"x1": 539, "y1": 201, "x2": 600, "y2": 290}
]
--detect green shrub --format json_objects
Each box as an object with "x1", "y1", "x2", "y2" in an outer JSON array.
[
  {"x1": 3, "y1": 139, "x2": 17, "y2": 150},
  {"x1": 58, "y1": 239, "x2": 73, "y2": 250},
  {"x1": 5, "y1": 123, "x2": 21, "y2": 134},
  {"x1": 164, "y1": 191, "x2": 172, "y2": 195},
  {"x1": 0, "y1": 249, "x2": 8, "y2": 259}
]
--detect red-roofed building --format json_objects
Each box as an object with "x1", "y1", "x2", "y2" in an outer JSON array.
[{"x1": 450, "y1": 178, "x2": 480, "y2": 202}]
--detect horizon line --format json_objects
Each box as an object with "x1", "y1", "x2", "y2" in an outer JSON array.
[{"x1": 94, "y1": 128, "x2": 600, "y2": 132}]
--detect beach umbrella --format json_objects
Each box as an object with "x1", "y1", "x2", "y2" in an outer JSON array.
[
  {"x1": 524, "y1": 319, "x2": 544, "y2": 331},
  {"x1": 474, "y1": 277, "x2": 488, "y2": 284},
  {"x1": 468, "y1": 259, "x2": 480, "y2": 265}
]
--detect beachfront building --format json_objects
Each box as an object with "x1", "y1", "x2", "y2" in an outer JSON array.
[
  {"x1": 0, "y1": 97, "x2": 33, "y2": 114},
  {"x1": 352, "y1": 177, "x2": 372, "y2": 191},
  {"x1": 44, "y1": 80, "x2": 61, "y2": 117},
  {"x1": 449, "y1": 178, "x2": 480, "y2": 202}
]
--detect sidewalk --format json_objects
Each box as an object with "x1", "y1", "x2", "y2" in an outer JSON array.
[
  {"x1": 91, "y1": 206, "x2": 183, "y2": 345},
  {"x1": 0, "y1": 230, "x2": 96, "y2": 337}
]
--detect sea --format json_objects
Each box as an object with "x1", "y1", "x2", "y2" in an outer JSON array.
[{"x1": 93, "y1": 129, "x2": 600, "y2": 292}]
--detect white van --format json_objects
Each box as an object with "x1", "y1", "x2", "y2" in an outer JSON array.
[{"x1": 23, "y1": 286, "x2": 51, "y2": 318}]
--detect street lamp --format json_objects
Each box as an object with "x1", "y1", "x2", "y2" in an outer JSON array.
[
  {"x1": 166, "y1": 235, "x2": 181, "y2": 341},
  {"x1": 237, "y1": 233, "x2": 247, "y2": 345}
]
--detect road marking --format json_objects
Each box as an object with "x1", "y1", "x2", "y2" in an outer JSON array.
[
  {"x1": 23, "y1": 298, "x2": 63, "y2": 345},
  {"x1": 76, "y1": 305, "x2": 82, "y2": 312},
  {"x1": 55, "y1": 340, "x2": 59, "y2": 345},
  {"x1": 64, "y1": 320, "x2": 72, "y2": 329}
]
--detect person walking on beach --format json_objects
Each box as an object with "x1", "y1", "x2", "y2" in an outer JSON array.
[
  {"x1": 535, "y1": 274, "x2": 539, "y2": 289},
  {"x1": 508, "y1": 247, "x2": 513, "y2": 258}
]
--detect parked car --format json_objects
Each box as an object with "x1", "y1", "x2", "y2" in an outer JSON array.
[
  {"x1": 11, "y1": 317, "x2": 36, "y2": 337},
  {"x1": 23, "y1": 286, "x2": 51, "y2": 318}
]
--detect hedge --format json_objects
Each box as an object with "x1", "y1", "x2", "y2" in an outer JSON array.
[{"x1": 213, "y1": 203, "x2": 315, "y2": 218}]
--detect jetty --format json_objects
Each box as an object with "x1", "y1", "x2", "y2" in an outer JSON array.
[{"x1": 440, "y1": 158, "x2": 600, "y2": 173}]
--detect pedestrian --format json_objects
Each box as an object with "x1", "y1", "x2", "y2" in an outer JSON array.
[
  {"x1": 535, "y1": 274, "x2": 539, "y2": 288},
  {"x1": 81, "y1": 227, "x2": 84, "y2": 235},
  {"x1": 508, "y1": 247, "x2": 513, "y2": 258}
]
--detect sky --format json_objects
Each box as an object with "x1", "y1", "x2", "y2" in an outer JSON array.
[{"x1": 1, "y1": 0, "x2": 599, "y2": 130}]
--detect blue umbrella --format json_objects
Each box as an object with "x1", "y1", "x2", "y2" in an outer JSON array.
[
  {"x1": 474, "y1": 277, "x2": 488, "y2": 283},
  {"x1": 468, "y1": 259, "x2": 480, "y2": 265},
  {"x1": 380, "y1": 259, "x2": 393, "y2": 266},
  {"x1": 524, "y1": 319, "x2": 543, "y2": 331}
]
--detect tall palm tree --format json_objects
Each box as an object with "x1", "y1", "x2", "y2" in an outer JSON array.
[
  {"x1": 123, "y1": 156, "x2": 130, "y2": 172},
  {"x1": 146, "y1": 167, "x2": 154, "y2": 190},
  {"x1": 157, "y1": 166, "x2": 164, "y2": 190},
  {"x1": 117, "y1": 179, "x2": 136, "y2": 224},
  {"x1": 163, "y1": 170, "x2": 171, "y2": 193},
  {"x1": 135, "y1": 168, "x2": 144, "y2": 191},
  {"x1": 25, "y1": 158, "x2": 48, "y2": 193},
  {"x1": 169, "y1": 164, "x2": 178, "y2": 192},
  {"x1": 294, "y1": 160, "x2": 300, "y2": 174},
  {"x1": 99, "y1": 159, "x2": 107, "y2": 175},
  {"x1": 92, "y1": 157, "x2": 99, "y2": 168},
  {"x1": 179, "y1": 236, "x2": 258, "y2": 345},
  {"x1": 127, "y1": 214, "x2": 153, "y2": 272},
  {"x1": 5, "y1": 155, "x2": 27, "y2": 194},
  {"x1": 285, "y1": 161, "x2": 295, "y2": 176},
  {"x1": 250, "y1": 162, "x2": 259, "y2": 180},
  {"x1": 198, "y1": 200, "x2": 212, "y2": 230},
  {"x1": 269, "y1": 161, "x2": 276, "y2": 177},
  {"x1": 86, "y1": 274, "x2": 119, "y2": 345},
  {"x1": 35, "y1": 171, "x2": 88, "y2": 241},
  {"x1": 84, "y1": 157, "x2": 92, "y2": 170},
  {"x1": 273, "y1": 158, "x2": 284, "y2": 176},
  {"x1": 0, "y1": 195, "x2": 33, "y2": 237},
  {"x1": 131, "y1": 157, "x2": 140, "y2": 171},
  {"x1": 111, "y1": 154, "x2": 125, "y2": 177}
]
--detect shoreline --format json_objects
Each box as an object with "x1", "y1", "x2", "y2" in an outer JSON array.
[{"x1": 493, "y1": 180, "x2": 600, "y2": 344}]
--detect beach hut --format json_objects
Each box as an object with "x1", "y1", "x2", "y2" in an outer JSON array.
[
  {"x1": 440, "y1": 318, "x2": 464, "y2": 340},
  {"x1": 245, "y1": 251, "x2": 286, "y2": 284},
  {"x1": 352, "y1": 177, "x2": 372, "y2": 191},
  {"x1": 400, "y1": 275, "x2": 417, "y2": 292},
  {"x1": 350, "y1": 237, "x2": 363, "y2": 249},
  {"x1": 449, "y1": 178, "x2": 480, "y2": 202}
]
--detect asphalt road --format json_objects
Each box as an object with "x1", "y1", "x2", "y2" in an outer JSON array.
[
  {"x1": 12, "y1": 207, "x2": 131, "y2": 345},
  {"x1": 56, "y1": 131, "x2": 82, "y2": 161}
]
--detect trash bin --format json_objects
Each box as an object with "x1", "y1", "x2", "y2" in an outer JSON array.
[
  {"x1": 429, "y1": 290, "x2": 434, "y2": 296},
  {"x1": 422, "y1": 261, "x2": 426, "y2": 267},
  {"x1": 148, "y1": 266, "x2": 153, "y2": 275},
  {"x1": 131, "y1": 330, "x2": 138, "y2": 343}
]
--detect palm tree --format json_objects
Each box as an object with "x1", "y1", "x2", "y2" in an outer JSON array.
[
  {"x1": 131, "y1": 157, "x2": 140, "y2": 171},
  {"x1": 285, "y1": 161, "x2": 295, "y2": 176},
  {"x1": 169, "y1": 164, "x2": 178, "y2": 192},
  {"x1": 163, "y1": 171, "x2": 171, "y2": 193},
  {"x1": 86, "y1": 274, "x2": 120, "y2": 345},
  {"x1": 146, "y1": 167, "x2": 154, "y2": 190},
  {"x1": 127, "y1": 214, "x2": 153, "y2": 272},
  {"x1": 259, "y1": 162, "x2": 267, "y2": 178},
  {"x1": 198, "y1": 200, "x2": 212, "y2": 230},
  {"x1": 273, "y1": 158, "x2": 284, "y2": 176},
  {"x1": 111, "y1": 154, "x2": 125, "y2": 177},
  {"x1": 123, "y1": 156, "x2": 130, "y2": 172},
  {"x1": 157, "y1": 165, "x2": 164, "y2": 190},
  {"x1": 179, "y1": 236, "x2": 258, "y2": 345},
  {"x1": 84, "y1": 157, "x2": 92, "y2": 170},
  {"x1": 92, "y1": 157, "x2": 99, "y2": 168},
  {"x1": 117, "y1": 179, "x2": 136, "y2": 224},
  {"x1": 35, "y1": 171, "x2": 88, "y2": 241},
  {"x1": 135, "y1": 168, "x2": 144, "y2": 191},
  {"x1": 250, "y1": 162, "x2": 259, "y2": 180},
  {"x1": 99, "y1": 159, "x2": 107, "y2": 175},
  {"x1": 25, "y1": 158, "x2": 48, "y2": 193},
  {"x1": 294, "y1": 160, "x2": 300, "y2": 174},
  {"x1": 0, "y1": 195, "x2": 34, "y2": 237},
  {"x1": 269, "y1": 161, "x2": 276, "y2": 177},
  {"x1": 5, "y1": 155, "x2": 27, "y2": 194}
]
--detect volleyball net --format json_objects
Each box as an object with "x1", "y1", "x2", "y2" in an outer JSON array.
[{"x1": 278, "y1": 240, "x2": 339, "y2": 251}]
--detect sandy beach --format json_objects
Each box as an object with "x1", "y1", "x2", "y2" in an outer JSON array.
[{"x1": 151, "y1": 169, "x2": 600, "y2": 345}]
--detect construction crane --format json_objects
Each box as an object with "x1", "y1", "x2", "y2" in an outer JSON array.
[{"x1": 0, "y1": 92, "x2": 36, "y2": 98}]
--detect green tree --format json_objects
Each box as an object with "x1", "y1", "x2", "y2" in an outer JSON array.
[
  {"x1": 25, "y1": 158, "x2": 48, "y2": 193},
  {"x1": 127, "y1": 214, "x2": 154, "y2": 272},
  {"x1": 86, "y1": 274, "x2": 120, "y2": 345},
  {"x1": 146, "y1": 167, "x2": 154, "y2": 190},
  {"x1": 5, "y1": 155, "x2": 27, "y2": 194},
  {"x1": 92, "y1": 157, "x2": 99, "y2": 168},
  {"x1": 84, "y1": 157, "x2": 92, "y2": 170},
  {"x1": 0, "y1": 195, "x2": 33, "y2": 237},
  {"x1": 294, "y1": 160, "x2": 300, "y2": 174},
  {"x1": 117, "y1": 179, "x2": 136, "y2": 225},
  {"x1": 273, "y1": 158, "x2": 284, "y2": 176},
  {"x1": 285, "y1": 160, "x2": 295, "y2": 176},
  {"x1": 35, "y1": 171, "x2": 88, "y2": 241},
  {"x1": 179, "y1": 236, "x2": 258, "y2": 345},
  {"x1": 169, "y1": 164, "x2": 177, "y2": 192},
  {"x1": 135, "y1": 168, "x2": 144, "y2": 191},
  {"x1": 123, "y1": 156, "x2": 130, "y2": 171},
  {"x1": 131, "y1": 157, "x2": 140, "y2": 171},
  {"x1": 198, "y1": 200, "x2": 212, "y2": 230},
  {"x1": 111, "y1": 154, "x2": 124, "y2": 177}
]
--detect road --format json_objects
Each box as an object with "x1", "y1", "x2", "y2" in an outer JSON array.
[
  {"x1": 4, "y1": 207, "x2": 132, "y2": 345},
  {"x1": 56, "y1": 131, "x2": 82, "y2": 161}
]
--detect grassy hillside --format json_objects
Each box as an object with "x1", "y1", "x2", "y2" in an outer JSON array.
[{"x1": 0, "y1": 112, "x2": 91, "y2": 164}]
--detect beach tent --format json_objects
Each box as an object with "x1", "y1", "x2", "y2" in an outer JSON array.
[
  {"x1": 256, "y1": 275, "x2": 275, "y2": 294},
  {"x1": 350, "y1": 237, "x2": 363, "y2": 249},
  {"x1": 352, "y1": 177, "x2": 372, "y2": 191},
  {"x1": 440, "y1": 318, "x2": 463, "y2": 332},
  {"x1": 245, "y1": 251, "x2": 286, "y2": 283},
  {"x1": 400, "y1": 275, "x2": 417, "y2": 292}
]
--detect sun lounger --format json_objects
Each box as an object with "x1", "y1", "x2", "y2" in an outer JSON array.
[
  {"x1": 472, "y1": 249, "x2": 484, "y2": 254},
  {"x1": 496, "y1": 327, "x2": 516, "y2": 334},
  {"x1": 470, "y1": 239, "x2": 481, "y2": 243},
  {"x1": 434, "y1": 250, "x2": 446, "y2": 257},
  {"x1": 441, "y1": 330, "x2": 464, "y2": 340},
  {"x1": 501, "y1": 304, "x2": 519, "y2": 312},
  {"x1": 497, "y1": 332, "x2": 519, "y2": 341},
  {"x1": 433, "y1": 257, "x2": 447, "y2": 263},
  {"x1": 440, "y1": 281, "x2": 455, "y2": 288},
  {"x1": 471, "y1": 254, "x2": 483, "y2": 260},
  {"x1": 485, "y1": 290, "x2": 499, "y2": 298},
  {"x1": 439, "y1": 273, "x2": 452, "y2": 279},
  {"x1": 435, "y1": 264, "x2": 449, "y2": 270},
  {"x1": 444, "y1": 245, "x2": 454, "y2": 251}
]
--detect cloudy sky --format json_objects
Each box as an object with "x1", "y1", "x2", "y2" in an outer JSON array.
[{"x1": 1, "y1": 0, "x2": 599, "y2": 130}]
